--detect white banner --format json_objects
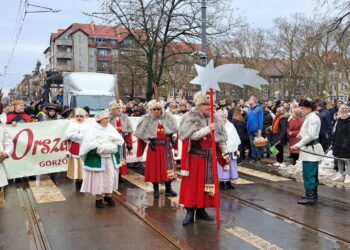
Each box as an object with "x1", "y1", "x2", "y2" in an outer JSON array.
[
  {"x1": 4, "y1": 116, "x2": 184, "y2": 179},
  {"x1": 5, "y1": 120, "x2": 70, "y2": 179}
]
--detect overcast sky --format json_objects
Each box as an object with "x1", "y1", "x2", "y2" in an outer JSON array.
[{"x1": 0, "y1": 0, "x2": 324, "y2": 95}]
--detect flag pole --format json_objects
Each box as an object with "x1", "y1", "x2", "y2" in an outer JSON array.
[{"x1": 209, "y1": 88, "x2": 220, "y2": 228}]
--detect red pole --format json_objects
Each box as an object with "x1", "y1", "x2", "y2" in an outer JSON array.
[{"x1": 209, "y1": 88, "x2": 220, "y2": 227}]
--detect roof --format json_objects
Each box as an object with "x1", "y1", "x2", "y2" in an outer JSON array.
[{"x1": 52, "y1": 23, "x2": 145, "y2": 43}]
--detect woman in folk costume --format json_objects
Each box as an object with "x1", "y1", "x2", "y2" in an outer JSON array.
[
  {"x1": 217, "y1": 109, "x2": 240, "y2": 190},
  {"x1": 135, "y1": 100, "x2": 178, "y2": 199},
  {"x1": 109, "y1": 100, "x2": 133, "y2": 177},
  {"x1": 63, "y1": 108, "x2": 87, "y2": 191},
  {"x1": 178, "y1": 92, "x2": 229, "y2": 226},
  {"x1": 291, "y1": 99, "x2": 324, "y2": 205},
  {"x1": 80, "y1": 109, "x2": 124, "y2": 208},
  {"x1": 0, "y1": 126, "x2": 14, "y2": 190}
]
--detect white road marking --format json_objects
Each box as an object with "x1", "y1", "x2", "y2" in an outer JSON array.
[{"x1": 225, "y1": 227, "x2": 283, "y2": 250}]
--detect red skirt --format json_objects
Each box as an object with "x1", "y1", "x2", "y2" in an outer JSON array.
[
  {"x1": 69, "y1": 142, "x2": 80, "y2": 158},
  {"x1": 179, "y1": 154, "x2": 216, "y2": 208},
  {"x1": 144, "y1": 145, "x2": 169, "y2": 183},
  {"x1": 119, "y1": 144, "x2": 128, "y2": 176}
]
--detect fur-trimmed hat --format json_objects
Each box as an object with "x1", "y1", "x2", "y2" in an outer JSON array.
[
  {"x1": 148, "y1": 100, "x2": 163, "y2": 110},
  {"x1": 194, "y1": 91, "x2": 210, "y2": 106},
  {"x1": 109, "y1": 100, "x2": 122, "y2": 110},
  {"x1": 219, "y1": 99, "x2": 227, "y2": 107},
  {"x1": 95, "y1": 109, "x2": 110, "y2": 121},
  {"x1": 74, "y1": 107, "x2": 86, "y2": 117},
  {"x1": 299, "y1": 99, "x2": 316, "y2": 111}
]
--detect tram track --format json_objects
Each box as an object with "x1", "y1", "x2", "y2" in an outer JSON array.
[
  {"x1": 221, "y1": 190, "x2": 350, "y2": 246},
  {"x1": 237, "y1": 170, "x2": 350, "y2": 209},
  {"x1": 16, "y1": 183, "x2": 51, "y2": 250},
  {"x1": 113, "y1": 190, "x2": 191, "y2": 250},
  {"x1": 167, "y1": 166, "x2": 350, "y2": 247}
]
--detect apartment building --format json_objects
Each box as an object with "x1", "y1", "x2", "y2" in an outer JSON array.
[{"x1": 45, "y1": 22, "x2": 135, "y2": 74}]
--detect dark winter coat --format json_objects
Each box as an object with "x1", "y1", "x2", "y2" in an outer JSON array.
[
  {"x1": 332, "y1": 117, "x2": 350, "y2": 158},
  {"x1": 233, "y1": 119, "x2": 249, "y2": 142},
  {"x1": 271, "y1": 114, "x2": 289, "y2": 146},
  {"x1": 263, "y1": 110, "x2": 273, "y2": 138},
  {"x1": 319, "y1": 108, "x2": 333, "y2": 140}
]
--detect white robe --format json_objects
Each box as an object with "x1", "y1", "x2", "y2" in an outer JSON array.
[
  {"x1": 295, "y1": 112, "x2": 324, "y2": 162},
  {"x1": 225, "y1": 121, "x2": 241, "y2": 153},
  {"x1": 80, "y1": 122, "x2": 124, "y2": 195},
  {"x1": 0, "y1": 126, "x2": 14, "y2": 187}
]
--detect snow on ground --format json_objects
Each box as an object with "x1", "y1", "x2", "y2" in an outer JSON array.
[{"x1": 268, "y1": 150, "x2": 350, "y2": 189}]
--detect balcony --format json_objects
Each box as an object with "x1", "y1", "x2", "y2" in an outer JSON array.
[
  {"x1": 97, "y1": 63, "x2": 112, "y2": 73},
  {"x1": 88, "y1": 41, "x2": 118, "y2": 49},
  {"x1": 96, "y1": 55, "x2": 113, "y2": 61},
  {"x1": 56, "y1": 64, "x2": 72, "y2": 72},
  {"x1": 56, "y1": 52, "x2": 72, "y2": 58},
  {"x1": 55, "y1": 39, "x2": 73, "y2": 46}
]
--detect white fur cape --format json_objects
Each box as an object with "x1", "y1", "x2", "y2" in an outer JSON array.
[
  {"x1": 134, "y1": 111, "x2": 178, "y2": 141},
  {"x1": 178, "y1": 109, "x2": 227, "y2": 142}
]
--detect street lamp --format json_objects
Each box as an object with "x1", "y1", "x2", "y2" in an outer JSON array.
[{"x1": 200, "y1": 0, "x2": 207, "y2": 66}]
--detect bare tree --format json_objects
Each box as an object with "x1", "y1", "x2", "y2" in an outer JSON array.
[
  {"x1": 100, "y1": 0, "x2": 239, "y2": 100},
  {"x1": 271, "y1": 14, "x2": 312, "y2": 99}
]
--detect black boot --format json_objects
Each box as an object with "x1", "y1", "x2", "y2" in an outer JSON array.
[
  {"x1": 119, "y1": 174, "x2": 126, "y2": 183},
  {"x1": 104, "y1": 196, "x2": 115, "y2": 206},
  {"x1": 220, "y1": 181, "x2": 227, "y2": 190},
  {"x1": 196, "y1": 208, "x2": 214, "y2": 221},
  {"x1": 165, "y1": 181, "x2": 177, "y2": 197},
  {"x1": 315, "y1": 187, "x2": 318, "y2": 200},
  {"x1": 226, "y1": 181, "x2": 235, "y2": 189},
  {"x1": 297, "y1": 189, "x2": 316, "y2": 205},
  {"x1": 301, "y1": 187, "x2": 318, "y2": 200},
  {"x1": 95, "y1": 199, "x2": 104, "y2": 208},
  {"x1": 153, "y1": 183, "x2": 160, "y2": 199},
  {"x1": 182, "y1": 208, "x2": 195, "y2": 226},
  {"x1": 75, "y1": 180, "x2": 82, "y2": 191}
]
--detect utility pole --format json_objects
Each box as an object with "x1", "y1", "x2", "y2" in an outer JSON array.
[{"x1": 200, "y1": 0, "x2": 207, "y2": 66}]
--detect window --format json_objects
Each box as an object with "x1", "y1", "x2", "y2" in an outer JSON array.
[
  {"x1": 78, "y1": 35, "x2": 82, "y2": 43},
  {"x1": 67, "y1": 60, "x2": 72, "y2": 65},
  {"x1": 79, "y1": 61, "x2": 83, "y2": 68},
  {"x1": 89, "y1": 48, "x2": 95, "y2": 56},
  {"x1": 89, "y1": 62, "x2": 94, "y2": 68},
  {"x1": 78, "y1": 48, "x2": 82, "y2": 55},
  {"x1": 99, "y1": 49, "x2": 108, "y2": 56}
]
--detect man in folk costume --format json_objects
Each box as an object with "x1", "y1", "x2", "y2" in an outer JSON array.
[
  {"x1": 109, "y1": 100, "x2": 134, "y2": 177},
  {"x1": 135, "y1": 100, "x2": 178, "y2": 199},
  {"x1": 291, "y1": 99, "x2": 324, "y2": 205},
  {"x1": 179, "y1": 92, "x2": 229, "y2": 226}
]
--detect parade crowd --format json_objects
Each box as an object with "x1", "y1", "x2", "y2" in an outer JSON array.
[{"x1": 0, "y1": 93, "x2": 349, "y2": 226}]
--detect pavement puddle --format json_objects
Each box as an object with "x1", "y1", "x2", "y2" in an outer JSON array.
[
  {"x1": 29, "y1": 175, "x2": 66, "y2": 203},
  {"x1": 124, "y1": 169, "x2": 165, "y2": 192},
  {"x1": 225, "y1": 227, "x2": 283, "y2": 250},
  {"x1": 238, "y1": 166, "x2": 290, "y2": 182}
]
